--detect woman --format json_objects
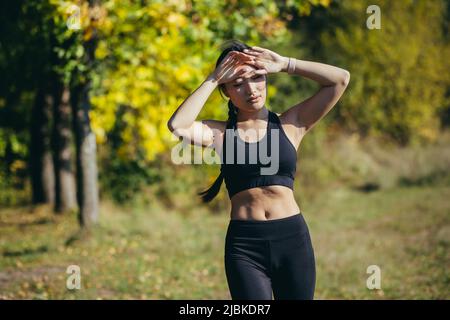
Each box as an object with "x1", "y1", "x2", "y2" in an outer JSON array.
[{"x1": 167, "y1": 40, "x2": 350, "y2": 300}]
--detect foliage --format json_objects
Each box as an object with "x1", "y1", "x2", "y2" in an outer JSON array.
[
  {"x1": 89, "y1": 0, "x2": 327, "y2": 162},
  {"x1": 301, "y1": 0, "x2": 450, "y2": 144}
]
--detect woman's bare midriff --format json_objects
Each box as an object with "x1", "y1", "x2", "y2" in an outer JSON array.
[{"x1": 230, "y1": 185, "x2": 301, "y2": 221}]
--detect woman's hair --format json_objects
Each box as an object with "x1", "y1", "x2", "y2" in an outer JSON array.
[{"x1": 197, "y1": 39, "x2": 252, "y2": 203}]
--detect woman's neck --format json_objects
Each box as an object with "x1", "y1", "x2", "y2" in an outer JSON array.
[{"x1": 237, "y1": 107, "x2": 269, "y2": 123}]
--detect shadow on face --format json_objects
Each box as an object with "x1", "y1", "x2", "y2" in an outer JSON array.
[{"x1": 223, "y1": 65, "x2": 267, "y2": 112}]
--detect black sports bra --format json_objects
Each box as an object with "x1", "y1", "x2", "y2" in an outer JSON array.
[{"x1": 220, "y1": 110, "x2": 297, "y2": 199}]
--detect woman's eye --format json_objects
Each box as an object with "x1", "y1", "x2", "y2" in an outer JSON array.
[{"x1": 233, "y1": 75, "x2": 261, "y2": 87}]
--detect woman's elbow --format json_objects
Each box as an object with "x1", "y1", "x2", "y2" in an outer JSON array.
[{"x1": 341, "y1": 70, "x2": 350, "y2": 87}]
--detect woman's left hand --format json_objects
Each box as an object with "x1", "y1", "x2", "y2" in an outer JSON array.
[{"x1": 242, "y1": 46, "x2": 288, "y2": 74}]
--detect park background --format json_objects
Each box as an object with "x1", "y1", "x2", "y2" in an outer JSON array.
[{"x1": 0, "y1": 0, "x2": 449, "y2": 299}]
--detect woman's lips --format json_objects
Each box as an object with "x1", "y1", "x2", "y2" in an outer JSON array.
[{"x1": 248, "y1": 96, "x2": 260, "y2": 103}]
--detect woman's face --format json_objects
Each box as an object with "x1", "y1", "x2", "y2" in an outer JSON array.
[{"x1": 223, "y1": 63, "x2": 267, "y2": 113}]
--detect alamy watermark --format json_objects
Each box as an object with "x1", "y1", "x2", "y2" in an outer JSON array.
[
  {"x1": 66, "y1": 4, "x2": 81, "y2": 30},
  {"x1": 66, "y1": 265, "x2": 81, "y2": 290},
  {"x1": 366, "y1": 5, "x2": 381, "y2": 30},
  {"x1": 366, "y1": 265, "x2": 382, "y2": 290},
  {"x1": 170, "y1": 127, "x2": 280, "y2": 175}
]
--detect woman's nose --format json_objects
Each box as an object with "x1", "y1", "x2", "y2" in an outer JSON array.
[{"x1": 243, "y1": 81, "x2": 257, "y2": 93}]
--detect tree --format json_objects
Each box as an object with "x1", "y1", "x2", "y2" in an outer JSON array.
[
  {"x1": 71, "y1": 0, "x2": 100, "y2": 227},
  {"x1": 300, "y1": 0, "x2": 450, "y2": 144},
  {"x1": 90, "y1": 0, "x2": 330, "y2": 162},
  {"x1": 0, "y1": 0, "x2": 57, "y2": 206},
  {"x1": 1, "y1": 0, "x2": 329, "y2": 210},
  {"x1": 30, "y1": 87, "x2": 55, "y2": 204},
  {"x1": 52, "y1": 84, "x2": 77, "y2": 212},
  {"x1": 50, "y1": 0, "x2": 100, "y2": 225}
]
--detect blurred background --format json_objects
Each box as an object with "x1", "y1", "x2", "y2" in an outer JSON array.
[{"x1": 0, "y1": 0, "x2": 449, "y2": 299}]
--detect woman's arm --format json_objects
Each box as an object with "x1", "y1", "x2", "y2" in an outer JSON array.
[
  {"x1": 280, "y1": 57, "x2": 350, "y2": 134},
  {"x1": 167, "y1": 74, "x2": 223, "y2": 149},
  {"x1": 242, "y1": 46, "x2": 350, "y2": 135},
  {"x1": 168, "y1": 51, "x2": 255, "y2": 148},
  {"x1": 167, "y1": 74, "x2": 218, "y2": 131}
]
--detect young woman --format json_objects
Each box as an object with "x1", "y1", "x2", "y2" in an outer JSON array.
[{"x1": 167, "y1": 40, "x2": 350, "y2": 300}]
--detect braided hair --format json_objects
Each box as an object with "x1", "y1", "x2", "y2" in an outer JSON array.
[{"x1": 197, "y1": 40, "x2": 248, "y2": 203}]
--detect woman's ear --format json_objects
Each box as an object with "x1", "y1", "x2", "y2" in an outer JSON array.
[{"x1": 222, "y1": 85, "x2": 230, "y2": 98}]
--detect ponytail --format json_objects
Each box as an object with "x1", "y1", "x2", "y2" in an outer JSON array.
[{"x1": 198, "y1": 100, "x2": 238, "y2": 203}]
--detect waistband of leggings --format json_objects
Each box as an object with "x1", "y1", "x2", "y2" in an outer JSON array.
[{"x1": 226, "y1": 213, "x2": 309, "y2": 240}]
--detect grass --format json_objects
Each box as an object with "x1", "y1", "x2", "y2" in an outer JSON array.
[
  {"x1": 0, "y1": 179, "x2": 448, "y2": 299},
  {"x1": 0, "y1": 130, "x2": 449, "y2": 299}
]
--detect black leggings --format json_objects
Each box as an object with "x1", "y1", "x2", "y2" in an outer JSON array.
[{"x1": 224, "y1": 213, "x2": 316, "y2": 300}]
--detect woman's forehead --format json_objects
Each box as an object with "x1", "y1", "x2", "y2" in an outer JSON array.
[
  {"x1": 230, "y1": 64, "x2": 259, "y2": 84},
  {"x1": 235, "y1": 64, "x2": 257, "y2": 73}
]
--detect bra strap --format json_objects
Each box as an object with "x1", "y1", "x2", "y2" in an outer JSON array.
[{"x1": 268, "y1": 110, "x2": 281, "y2": 125}]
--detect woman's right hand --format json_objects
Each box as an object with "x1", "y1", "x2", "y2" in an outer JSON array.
[{"x1": 211, "y1": 51, "x2": 256, "y2": 85}]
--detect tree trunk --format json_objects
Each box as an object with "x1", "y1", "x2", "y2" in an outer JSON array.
[
  {"x1": 72, "y1": 84, "x2": 99, "y2": 228},
  {"x1": 68, "y1": 0, "x2": 100, "y2": 228},
  {"x1": 52, "y1": 84, "x2": 77, "y2": 213},
  {"x1": 30, "y1": 88, "x2": 55, "y2": 204}
]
